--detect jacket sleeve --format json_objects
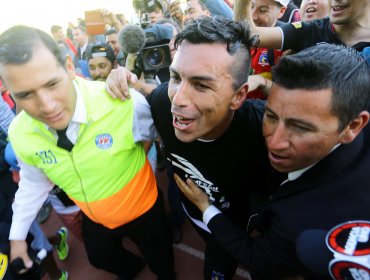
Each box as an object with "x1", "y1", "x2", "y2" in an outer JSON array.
[{"x1": 207, "y1": 213, "x2": 305, "y2": 278}]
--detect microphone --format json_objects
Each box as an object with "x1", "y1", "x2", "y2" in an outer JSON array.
[
  {"x1": 118, "y1": 24, "x2": 146, "y2": 54},
  {"x1": 296, "y1": 221, "x2": 370, "y2": 280}
]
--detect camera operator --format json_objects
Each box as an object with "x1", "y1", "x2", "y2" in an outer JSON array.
[
  {"x1": 118, "y1": 23, "x2": 174, "y2": 95},
  {"x1": 133, "y1": 0, "x2": 171, "y2": 26},
  {"x1": 169, "y1": 0, "x2": 233, "y2": 29}
]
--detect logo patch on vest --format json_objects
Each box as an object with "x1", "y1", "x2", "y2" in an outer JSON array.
[{"x1": 95, "y1": 134, "x2": 113, "y2": 150}]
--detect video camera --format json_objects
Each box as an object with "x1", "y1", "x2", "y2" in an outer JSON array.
[
  {"x1": 139, "y1": 24, "x2": 172, "y2": 76},
  {"x1": 119, "y1": 23, "x2": 173, "y2": 78}
]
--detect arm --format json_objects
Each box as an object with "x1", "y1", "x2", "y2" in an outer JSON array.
[
  {"x1": 131, "y1": 89, "x2": 159, "y2": 144},
  {"x1": 105, "y1": 66, "x2": 139, "y2": 100},
  {"x1": 105, "y1": 66, "x2": 159, "y2": 100},
  {"x1": 248, "y1": 75, "x2": 274, "y2": 98},
  {"x1": 169, "y1": 1, "x2": 184, "y2": 29},
  {"x1": 174, "y1": 174, "x2": 300, "y2": 276},
  {"x1": 174, "y1": 173, "x2": 211, "y2": 213},
  {"x1": 101, "y1": 9, "x2": 123, "y2": 32},
  {"x1": 174, "y1": 173, "x2": 256, "y2": 264},
  {"x1": 9, "y1": 160, "x2": 53, "y2": 267},
  {"x1": 204, "y1": 0, "x2": 234, "y2": 19},
  {"x1": 133, "y1": 77, "x2": 158, "y2": 98},
  {"x1": 125, "y1": 54, "x2": 158, "y2": 97},
  {"x1": 234, "y1": 0, "x2": 283, "y2": 49},
  {"x1": 10, "y1": 240, "x2": 33, "y2": 272}
]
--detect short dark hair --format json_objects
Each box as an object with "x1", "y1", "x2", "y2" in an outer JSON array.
[
  {"x1": 0, "y1": 25, "x2": 65, "y2": 68},
  {"x1": 186, "y1": 0, "x2": 208, "y2": 11},
  {"x1": 85, "y1": 42, "x2": 116, "y2": 65},
  {"x1": 50, "y1": 25, "x2": 62, "y2": 34},
  {"x1": 105, "y1": 27, "x2": 118, "y2": 36},
  {"x1": 272, "y1": 44, "x2": 370, "y2": 131},
  {"x1": 174, "y1": 16, "x2": 258, "y2": 90},
  {"x1": 74, "y1": 25, "x2": 86, "y2": 34}
]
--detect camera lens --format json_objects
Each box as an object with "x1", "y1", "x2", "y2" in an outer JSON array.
[{"x1": 145, "y1": 48, "x2": 165, "y2": 67}]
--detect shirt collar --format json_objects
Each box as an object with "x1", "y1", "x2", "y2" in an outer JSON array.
[
  {"x1": 45, "y1": 79, "x2": 87, "y2": 132},
  {"x1": 71, "y1": 79, "x2": 87, "y2": 124},
  {"x1": 287, "y1": 143, "x2": 342, "y2": 181}
]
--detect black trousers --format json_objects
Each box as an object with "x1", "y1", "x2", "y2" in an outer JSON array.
[
  {"x1": 190, "y1": 219, "x2": 239, "y2": 280},
  {"x1": 82, "y1": 190, "x2": 176, "y2": 280}
]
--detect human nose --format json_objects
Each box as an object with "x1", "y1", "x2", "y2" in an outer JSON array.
[
  {"x1": 265, "y1": 122, "x2": 290, "y2": 151},
  {"x1": 170, "y1": 81, "x2": 190, "y2": 107},
  {"x1": 95, "y1": 68, "x2": 103, "y2": 77},
  {"x1": 252, "y1": 10, "x2": 258, "y2": 21},
  {"x1": 37, "y1": 90, "x2": 56, "y2": 114}
]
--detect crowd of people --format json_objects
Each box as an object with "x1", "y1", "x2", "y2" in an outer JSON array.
[{"x1": 0, "y1": 0, "x2": 369, "y2": 279}]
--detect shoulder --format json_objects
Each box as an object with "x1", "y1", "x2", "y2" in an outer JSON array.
[
  {"x1": 151, "y1": 82, "x2": 168, "y2": 96},
  {"x1": 241, "y1": 99, "x2": 266, "y2": 115},
  {"x1": 131, "y1": 88, "x2": 150, "y2": 107},
  {"x1": 232, "y1": 100, "x2": 266, "y2": 131},
  {"x1": 147, "y1": 82, "x2": 169, "y2": 107},
  {"x1": 131, "y1": 88, "x2": 152, "y2": 116},
  {"x1": 75, "y1": 76, "x2": 106, "y2": 95},
  {"x1": 8, "y1": 111, "x2": 32, "y2": 138}
]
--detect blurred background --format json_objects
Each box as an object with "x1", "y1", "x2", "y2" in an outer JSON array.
[{"x1": 0, "y1": 0, "x2": 136, "y2": 33}]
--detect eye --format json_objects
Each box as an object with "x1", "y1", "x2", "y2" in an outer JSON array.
[
  {"x1": 15, "y1": 92, "x2": 31, "y2": 99},
  {"x1": 170, "y1": 73, "x2": 181, "y2": 83},
  {"x1": 47, "y1": 81, "x2": 59, "y2": 89},
  {"x1": 264, "y1": 112, "x2": 277, "y2": 121},
  {"x1": 98, "y1": 64, "x2": 108, "y2": 69},
  {"x1": 194, "y1": 82, "x2": 209, "y2": 91},
  {"x1": 291, "y1": 124, "x2": 311, "y2": 132}
]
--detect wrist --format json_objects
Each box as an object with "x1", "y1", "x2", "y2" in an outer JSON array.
[
  {"x1": 260, "y1": 76, "x2": 267, "y2": 89},
  {"x1": 199, "y1": 200, "x2": 211, "y2": 213}
]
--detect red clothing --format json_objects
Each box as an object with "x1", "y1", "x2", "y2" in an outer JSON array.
[
  {"x1": 223, "y1": 0, "x2": 234, "y2": 8},
  {"x1": 248, "y1": 48, "x2": 283, "y2": 100},
  {"x1": 0, "y1": 80, "x2": 14, "y2": 109},
  {"x1": 64, "y1": 38, "x2": 77, "y2": 56},
  {"x1": 2, "y1": 92, "x2": 14, "y2": 109}
]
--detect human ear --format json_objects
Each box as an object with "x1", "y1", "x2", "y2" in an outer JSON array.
[
  {"x1": 339, "y1": 111, "x2": 370, "y2": 144},
  {"x1": 65, "y1": 55, "x2": 76, "y2": 79},
  {"x1": 230, "y1": 83, "x2": 248, "y2": 110},
  {"x1": 277, "y1": 6, "x2": 287, "y2": 19}
]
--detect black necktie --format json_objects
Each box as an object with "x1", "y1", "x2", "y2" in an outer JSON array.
[{"x1": 56, "y1": 128, "x2": 74, "y2": 152}]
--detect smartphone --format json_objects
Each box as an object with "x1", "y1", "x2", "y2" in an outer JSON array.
[{"x1": 84, "y1": 10, "x2": 105, "y2": 35}]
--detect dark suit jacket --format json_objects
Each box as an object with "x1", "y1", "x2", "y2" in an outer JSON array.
[{"x1": 207, "y1": 124, "x2": 370, "y2": 279}]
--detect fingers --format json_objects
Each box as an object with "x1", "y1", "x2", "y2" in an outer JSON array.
[
  {"x1": 105, "y1": 72, "x2": 123, "y2": 99},
  {"x1": 174, "y1": 173, "x2": 188, "y2": 193},
  {"x1": 174, "y1": 173, "x2": 211, "y2": 213},
  {"x1": 174, "y1": 174, "x2": 198, "y2": 194},
  {"x1": 119, "y1": 69, "x2": 137, "y2": 99},
  {"x1": 10, "y1": 240, "x2": 33, "y2": 274},
  {"x1": 125, "y1": 53, "x2": 138, "y2": 72},
  {"x1": 105, "y1": 67, "x2": 136, "y2": 100},
  {"x1": 19, "y1": 257, "x2": 33, "y2": 274},
  {"x1": 128, "y1": 73, "x2": 138, "y2": 87}
]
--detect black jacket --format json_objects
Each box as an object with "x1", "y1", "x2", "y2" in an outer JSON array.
[{"x1": 208, "y1": 124, "x2": 370, "y2": 279}]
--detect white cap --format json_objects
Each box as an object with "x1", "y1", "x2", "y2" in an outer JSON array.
[{"x1": 274, "y1": 0, "x2": 290, "y2": 6}]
